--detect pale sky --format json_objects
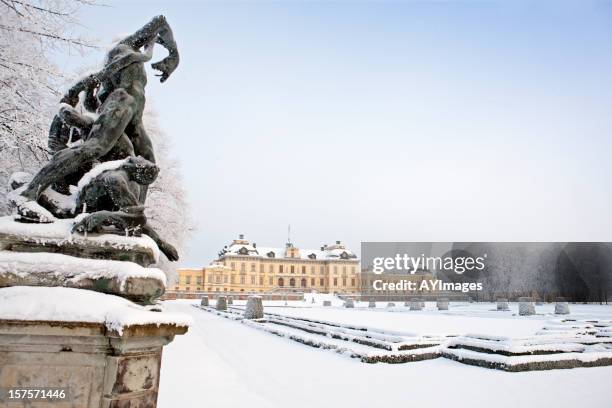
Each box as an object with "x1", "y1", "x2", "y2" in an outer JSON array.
[{"x1": 55, "y1": 0, "x2": 612, "y2": 267}]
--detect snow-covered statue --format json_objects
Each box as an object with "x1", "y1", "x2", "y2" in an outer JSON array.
[
  {"x1": 6, "y1": 15, "x2": 179, "y2": 259},
  {"x1": 1, "y1": 16, "x2": 181, "y2": 302}
]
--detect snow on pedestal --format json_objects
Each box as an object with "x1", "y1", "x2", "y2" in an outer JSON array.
[
  {"x1": 555, "y1": 298, "x2": 570, "y2": 315},
  {"x1": 497, "y1": 298, "x2": 509, "y2": 311},
  {"x1": 216, "y1": 296, "x2": 228, "y2": 311},
  {"x1": 0, "y1": 216, "x2": 159, "y2": 267},
  {"x1": 323, "y1": 300, "x2": 331, "y2": 307},
  {"x1": 519, "y1": 297, "x2": 535, "y2": 316},
  {"x1": 0, "y1": 286, "x2": 190, "y2": 334},
  {"x1": 0, "y1": 250, "x2": 166, "y2": 304},
  {"x1": 200, "y1": 296, "x2": 209, "y2": 306},
  {"x1": 386, "y1": 302, "x2": 396, "y2": 308},
  {"x1": 0, "y1": 287, "x2": 191, "y2": 408},
  {"x1": 368, "y1": 300, "x2": 376, "y2": 308},
  {"x1": 244, "y1": 296, "x2": 264, "y2": 319},
  {"x1": 437, "y1": 298, "x2": 449, "y2": 310},
  {"x1": 410, "y1": 299, "x2": 423, "y2": 311},
  {"x1": 344, "y1": 298, "x2": 354, "y2": 308}
]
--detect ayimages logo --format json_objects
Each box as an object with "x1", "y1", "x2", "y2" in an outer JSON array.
[{"x1": 371, "y1": 252, "x2": 487, "y2": 275}]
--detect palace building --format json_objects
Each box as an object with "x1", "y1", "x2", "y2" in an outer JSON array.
[{"x1": 175, "y1": 235, "x2": 360, "y2": 294}]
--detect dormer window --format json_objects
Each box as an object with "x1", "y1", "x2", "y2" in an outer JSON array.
[
  {"x1": 308, "y1": 253, "x2": 317, "y2": 259},
  {"x1": 238, "y1": 247, "x2": 249, "y2": 255},
  {"x1": 340, "y1": 251, "x2": 349, "y2": 259},
  {"x1": 267, "y1": 251, "x2": 275, "y2": 258}
]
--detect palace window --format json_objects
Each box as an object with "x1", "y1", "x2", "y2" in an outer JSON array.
[
  {"x1": 224, "y1": 275, "x2": 228, "y2": 283},
  {"x1": 269, "y1": 264, "x2": 274, "y2": 273},
  {"x1": 215, "y1": 275, "x2": 221, "y2": 284},
  {"x1": 185, "y1": 276, "x2": 191, "y2": 284},
  {"x1": 320, "y1": 266, "x2": 325, "y2": 275},
  {"x1": 351, "y1": 266, "x2": 356, "y2": 274},
  {"x1": 240, "y1": 263, "x2": 246, "y2": 273},
  {"x1": 240, "y1": 276, "x2": 245, "y2": 284},
  {"x1": 301, "y1": 278, "x2": 307, "y2": 287},
  {"x1": 320, "y1": 278, "x2": 324, "y2": 286},
  {"x1": 301, "y1": 266, "x2": 306, "y2": 274},
  {"x1": 310, "y1": 266, "x2": 315, "y2": 274},
  {"x1": 290, "y1": 265, "x2": 295, "y2": 274},
  {"x1": 334, "y1": 266, "x2": 338, "y2": 274},
  {"x1": 278, "y1": 278, "x2": 284, "y2": 287},
  {"x1": 259, "y1": 276, "x2": 264, "y2": 285},
  {"x1": 251, "y1": 275, "x2": 255, "y2": 284},
  {"x1": 279, "y1": 265, "x2": 284, "y2": 273},
  {"x1": 231, "y1": 275, "x2": 235, "y2": 284},
  {"x1": 351, "y1": 278, "x2": 356, "y2": 286},
  {"x1": 231, "y1": 262, "x2": 235, "y2": 270},
  {"x1": 289, "y1": 278, "x2": 295, "y2": 287},
  {"x1": 342, "y1": 278, "x2": 347, "y2": 286},
  {"x1": 342, "y1": 266, "x2": 346, "y2": 274},
  {"x1": 333, "y1": 278, "x2": 338, "y2": 286},
  {"x1": 269, "y1": 276, "x2": 273, "y2": 285},
  {"x1": 208, "y1": 276, "x2": 213, "y2": 283},
  {"x1": 310, "y1": 278, "x2": 315, "y2": 286},
  {"x1": 260, "y1": 264, "x2": 264, "y2": 273},
  {"x1": 196, "y1": 276, "x2": 202, "y2": 285}
]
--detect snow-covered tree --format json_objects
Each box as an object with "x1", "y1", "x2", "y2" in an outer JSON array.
[
  {"x1": 0, "y1": 0, "x2": 96, "y2": 214},
  {"x1": 143, "y1": 104, "x2": 193, "y2": 284}
]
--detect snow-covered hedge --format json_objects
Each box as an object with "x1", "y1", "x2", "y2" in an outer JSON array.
[
  {"x1": 410, "y1": 299, "x2": 422, "y2": 311},
  {"x1": 437, "y1": 298, "x2": 449, "y2": 310},
  {"x1": 518, "y1": 297, "x2": 535, "y2": 316},
  {"x1": 496, "y1": 298, "x2": 509, "y2": 311},
  {"x1": 344, "y1": 299, "x2": 354, "y2": 308},
  {"x1": 244, "y1": 296, "x2": 264, "y2": 319},
  {"x1": 555, "y1": 298, "x2": 570, "y2": 315},
  {"x1": 216, "y1": 296, "x2": 228, "y2": 311}
]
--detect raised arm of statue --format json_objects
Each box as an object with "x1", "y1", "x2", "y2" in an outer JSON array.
[{"x1": 119, "y1": 15, "x2": 180, "y2": 83}]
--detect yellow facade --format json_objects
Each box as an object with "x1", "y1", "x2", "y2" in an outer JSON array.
[{"x1": 175, "y1": 235, "x2": 360, "y2": 294}]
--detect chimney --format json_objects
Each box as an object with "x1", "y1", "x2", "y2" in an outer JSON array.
[
  {"x1": 253, "y1": 243, "x2": 257, "y2": 248},
  {"x1": 336, "y1": 240, "x2": 341, "y2": 244},
  {"x1": 239, "y1": 234, "x2": 244, "y2": 239},
  {"x1": 320, "y1": 246, "x2": 325, "y2": 251}
]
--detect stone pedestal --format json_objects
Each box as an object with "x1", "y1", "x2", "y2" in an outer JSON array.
[
  {"x1": 344, "y1": 298, "x2": 354, "y2": 308},
  {"x1": 0, "y1": 319, "x2": 187, "y2": 408}
]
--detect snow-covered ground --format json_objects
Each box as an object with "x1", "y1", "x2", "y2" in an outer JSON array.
[{"x1": 159, "y1": 299, "x2": 612, "y2": 408}]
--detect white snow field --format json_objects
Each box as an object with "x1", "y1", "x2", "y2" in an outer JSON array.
[{"x1": 159, "y1": 298, "x2": 612, "y2": 408}]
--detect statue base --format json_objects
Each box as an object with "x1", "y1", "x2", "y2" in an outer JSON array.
[
  {"x1": 0, "y1": 287, "x2": 190, "y2": 408},
  {"x1": 0, "y1": 216, "x2": 159, "y2": 267}
]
